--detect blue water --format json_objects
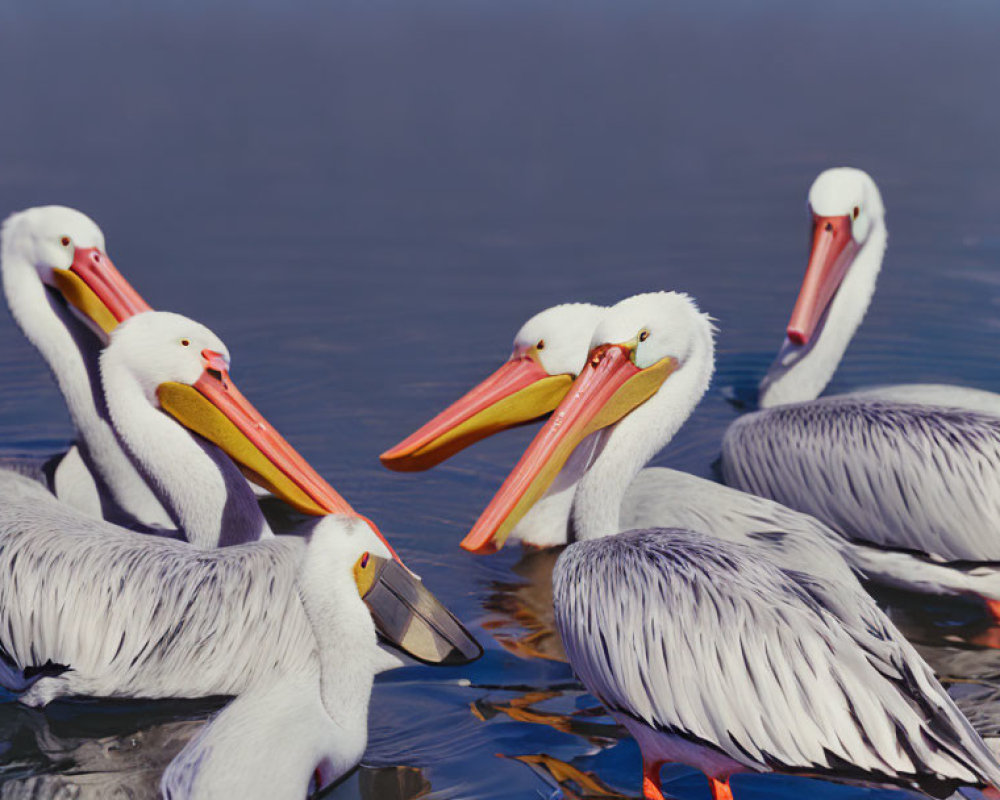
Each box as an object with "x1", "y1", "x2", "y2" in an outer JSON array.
[{"x1": 1, "y1": 1, "x2": 1000, "y2": 797}]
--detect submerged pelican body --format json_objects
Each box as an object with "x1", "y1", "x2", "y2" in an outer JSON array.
[
  {"x1": 721, "y1": 168, "x2": 1000, "y2": 607},
  {"x1": 456, "y1": 294, "x2": 1000, "y2": 798}
]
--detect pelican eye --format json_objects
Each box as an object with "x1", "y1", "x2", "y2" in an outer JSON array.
[
  {"x1": 360, "y1": 552, "x2": 370, "y2": 568},
  {"x1": 60, "y1": 236, "x2": 71, "y2": 247},
  {"x1": 852, "y1": 206, "x2": 860, "y2": 220},
  {"x1": 639, "y1": 329, "x2": 650, "y2": 343},
  {"x1": 536, "y1": 339, "x2": 545, "y2": 350},
  {"x1": 180, "y1": 339, "x2": 190, "y2": 347}
]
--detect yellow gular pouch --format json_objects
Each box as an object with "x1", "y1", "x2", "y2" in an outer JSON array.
[
  {"x1": 51, "y1": 268, "x2": 119, "y2": 334},
  {"x1": 156, "y1": 382, "x2": 328, "y2": 516}
]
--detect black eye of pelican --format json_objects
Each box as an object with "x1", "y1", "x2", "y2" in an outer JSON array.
[
  {"x1": 639, "y1": 330, "x2": 650, "y2": 343},
  {"x1": 853, "y1": 206, "x2": 860, "y2": 220},
  {"x1": 181, "y1": 339, "x2": 190, "y2": 347},
  {"x1": 60, "y1": 236, "x2": 71, "y2": 247},
  {"x1": 536, "y1": 339, "x2": 545, "y2": 350}
]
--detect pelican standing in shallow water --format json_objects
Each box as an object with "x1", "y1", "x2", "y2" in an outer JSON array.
[
  {"x1": 459, "y1": 294, "x2": 1000, "y2": 798},
  {"x1": 159, "y1": 515, "x2": 475, "y2": 800},
  {"x1": 721, "y1": 168, "x2": 1000, "y2": 611},
  {"x1": 1, "y1": 206, "x2": 169, "y2": 526}
]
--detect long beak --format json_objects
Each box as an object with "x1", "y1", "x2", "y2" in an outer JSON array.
[
  {"x1": 51, "y1": 247, "x2": 152, "y2": 334},
  {"x1": 786, "y1": 215, "x2": 858, "y2": 346},
  {"x1": 380, "y1": 355, "x2": 573, "y2": 472},
  {"x1": 460, "y1": 344, "x2": 676, "y2": 554},
  {"x1": 156, "y1": 351, "x2": 399, "y2": 560},
  {"x1": 361, "y1": 556, "x2": 483, "y2": 665}
]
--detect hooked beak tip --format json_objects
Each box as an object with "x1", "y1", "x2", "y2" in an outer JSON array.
[{"x1": 786, "y1": 328, "x2": 807, "y2": 346}]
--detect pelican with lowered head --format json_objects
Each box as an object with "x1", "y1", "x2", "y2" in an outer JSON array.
[{"x1": 160, "y1": 514, "x2": 480, "y2": 800}]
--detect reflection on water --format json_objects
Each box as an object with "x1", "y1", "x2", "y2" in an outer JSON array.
[
  {"x1": 483, "y1": 548, "x2": 567, "y2": 663},
  {"x1": 0, "y1": 699, "x2": 221, "y2": 799},
  {"x1": 2, "y1": 0, "x2": 1000, "y2": 796}
]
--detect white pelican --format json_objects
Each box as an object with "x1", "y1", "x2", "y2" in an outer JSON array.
[
  {"x1": 99, "y1": 310, "x2": 357, "y2": 547},
  {"x1": 0, "y1": 470, "x2": 480, "y2": 707},
  {"x1": 1, "y1": 206, "x2": 168, "y2": 526},
  {"x1": 458, "y1": 293, "x2": 1000, "y2": 798},
  {"x1": 720, "y1": 168, "x2": 1000, "y2": 609},
  {"x1": 159, "y1": 515, "x2": 445, "y2": 800}
]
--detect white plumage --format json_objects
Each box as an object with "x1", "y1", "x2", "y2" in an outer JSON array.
[{"x1": 0, "y1": 469, "x2": 316, "y2": 705}]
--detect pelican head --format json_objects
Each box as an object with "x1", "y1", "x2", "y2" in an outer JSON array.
[
  {"x1": 380, "y1": 302, "x2": 606, "y2": 471},
  {"x1": 786, "y1": 167, "x2": 886, "y2": 347},
  {"x1": 462, "y1": 292, "x2": 714, "y2": 553},
  {"x1": 1, "y1": 206, "x2": 150, "y2": 339},
  {"x1": 100, "y1": 311, "x2": 407, "y2": 552},
  {"x1": 303, "y1": 515, "x2": 482, "y2": 667}
]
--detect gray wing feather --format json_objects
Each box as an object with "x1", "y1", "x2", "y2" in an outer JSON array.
[
  {"x1": 722, "y1": 398, "x2": 1000, "y2": 561},
  {"x1": 0, "y1": 471, "x2": 316, "y2": 700},
  {"x1": 553, "y1": 529, "x2": 1000, "y2": 794}
]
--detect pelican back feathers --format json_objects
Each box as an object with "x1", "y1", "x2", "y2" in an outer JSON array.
[
  {"x1": 553, "y1": 528, "x2": 1000, "y2": 797},
  {"x1": 722, "y1": 398, "x2": 1000, "y2": 562},
  {"x1": 0, "y1": 471, "x2": 315, "y2": 703}
]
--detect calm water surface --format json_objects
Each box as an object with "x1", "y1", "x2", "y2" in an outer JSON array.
[{"x1": 1, "y1": 1, "x2": 1000, "y2": 797}]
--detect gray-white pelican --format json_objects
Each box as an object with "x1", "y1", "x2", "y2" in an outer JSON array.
[
  {"x1": 1, "y1": 206, "x2": 168, "y2": 526},
  {"x1": 159, "y1": 515, "x2": 460, "y2": 800},
  {"x1": 459, "y1": 294, "x2": 1000, "y2": 798},
  {"x1": 720, "y1": 168, "x2": 1000, "y2": 610},
  {"x1": 0, "y1": 470, "x2": 480, "y2": 707}
]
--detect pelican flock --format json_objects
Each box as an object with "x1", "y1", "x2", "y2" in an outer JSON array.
[{"x1": 4, "y1": 166, "x2": 1000, "y2": 800}]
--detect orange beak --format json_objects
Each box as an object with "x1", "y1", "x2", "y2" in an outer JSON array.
[
  {"x1": 380, "y1": 353, "x2": 574, "y2": 472},
  {"x1": 460, "y1": 343, "x2": 675, "y2": 554},
  {"x1": 158, "y1": 350, "x2": 399, "y2": 561},
  {"x1": 786, "y1": 215, "x2": 859, "y2": 346},
  {"x1": 51, "y1": 247, "x2": 152, "y2": 334}
]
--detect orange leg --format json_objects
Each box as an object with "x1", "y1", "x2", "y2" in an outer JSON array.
[
  {"x1": 642, "y1": 758, "x2": 665, "y2": 800},
  {"x1": 971, "y1": 600, "x2": 1000, "y2": 649},
  {"x1": 708, "y1": 776, "x2": 734, "y2": 800}
]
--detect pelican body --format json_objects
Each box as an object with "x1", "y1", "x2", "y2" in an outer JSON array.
[
  {"x1": 720, "y1": 168, "x2": 1000, "y2": 602},
  {"x1": 555, "y1": 529, "x2": 1000, "y2": 799},
  {"x1": 0, "y1": 471, "x2": 479, "y2": 707}
]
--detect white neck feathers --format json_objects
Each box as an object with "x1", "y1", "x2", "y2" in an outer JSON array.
[
  {"x1": 100, "y1": 358, "x2": 244, "y2": 547},
  {"x1": 1, "y1": 239, "x2": 171, "y2": 527},
  {"x1": 758, "y1": 221, "x2": 887, "y2": 407}
]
